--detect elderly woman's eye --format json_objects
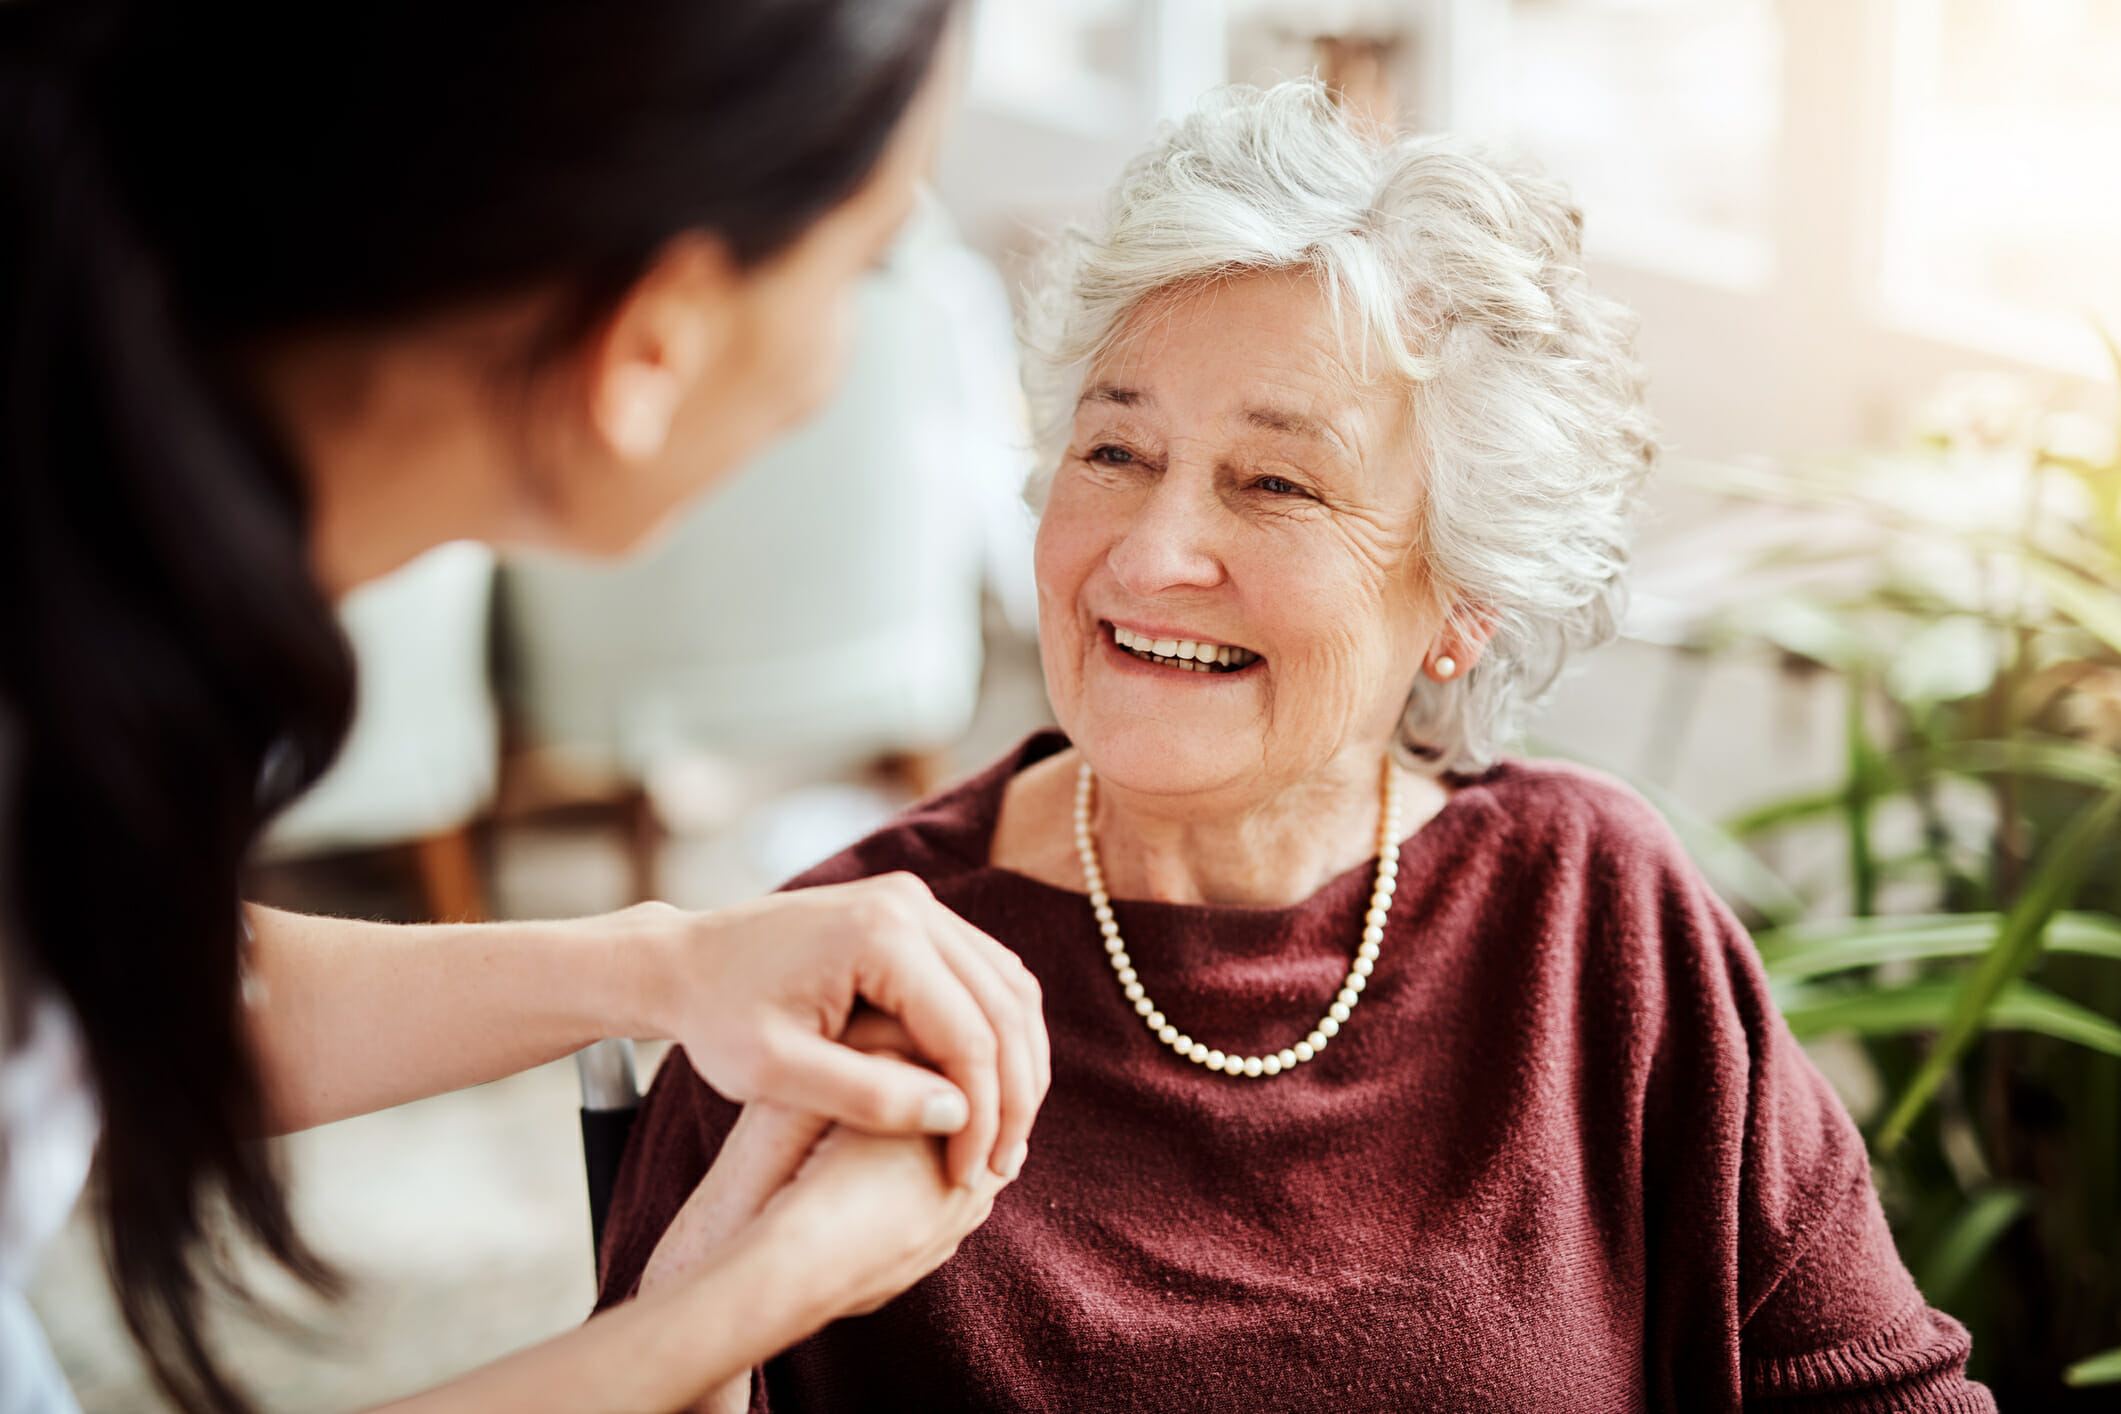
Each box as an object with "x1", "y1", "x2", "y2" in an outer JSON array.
[
  {"x1": 1256, "y1": 475, "x2": 1307, "y2": 496},
  {"x1": 1087, "y1": 445, "x2": 1136, "y2": 466}
]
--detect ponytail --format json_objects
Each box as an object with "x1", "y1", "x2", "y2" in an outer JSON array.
[{"x1": 1, "y1": 6, "x2": 355, "y2": 1410}]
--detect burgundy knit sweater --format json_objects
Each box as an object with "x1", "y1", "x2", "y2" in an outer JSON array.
[{"x1": 597, "y1": 733, "x2": 1993, "y2": 1412}]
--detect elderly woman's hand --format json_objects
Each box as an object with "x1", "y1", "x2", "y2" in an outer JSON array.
[
  {"x1": 638, "y1": 1015, "x2": 1007, "y2": 1414},
  {"x1": 621, "y1": 873, "x2": 1048, "y2": 1186}
]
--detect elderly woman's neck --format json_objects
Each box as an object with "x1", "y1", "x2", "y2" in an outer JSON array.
[{"x1": 994, "y1": 748, "x2": 1449, "y2": 908}]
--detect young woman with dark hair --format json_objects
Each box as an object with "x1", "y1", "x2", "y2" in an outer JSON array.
[{"x1": 0, "y1": 2, "x2": 1048, "y2": 1410}]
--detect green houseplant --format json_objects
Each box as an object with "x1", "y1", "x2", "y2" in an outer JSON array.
[{"x1": 1661, "y1": 352, "x2": 2121, "y2": 1404}]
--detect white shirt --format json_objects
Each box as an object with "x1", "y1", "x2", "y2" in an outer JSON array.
[{"x1": 0, "y1": 984, "x2": 96, "y2": 1414}]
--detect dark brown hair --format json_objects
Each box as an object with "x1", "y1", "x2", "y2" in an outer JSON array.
[{"x1": 0, "y1": 1, "x2": 954, "y2": 1408}]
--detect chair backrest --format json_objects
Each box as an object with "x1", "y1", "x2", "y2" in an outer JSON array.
[{"x1": 263, "y1": 540, "x2": 500, "y2": 857}]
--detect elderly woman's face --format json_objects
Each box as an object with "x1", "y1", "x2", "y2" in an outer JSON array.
[{"x1": 1036, "y1": 270, "x2": 1442, "y2": 798}]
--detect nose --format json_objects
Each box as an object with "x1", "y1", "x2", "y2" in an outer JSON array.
[{"x1": 1106, "y1": 466, "x2": 1226, "y2": 597}]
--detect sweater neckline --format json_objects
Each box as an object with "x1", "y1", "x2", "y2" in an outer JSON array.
[{"x1": 960, "y1": 729, "x2": 1507, "y2": 924}]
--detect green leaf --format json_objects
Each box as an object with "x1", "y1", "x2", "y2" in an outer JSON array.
[
  {"x1": 1730, "y1": 595, "x2": 1873, "y2": 671},
  {"x1": 1878, "y1": 787, "x2": 2121, "y2": 1148},
  {"x1": 2043, "y1": 452, "x2": 2111, "y2": 479},
  {"x1": 1931, "y1": 738, "x2": 2121, "y2": 793},
  {"x1": 1781, "y1": 977, "x2": 2121, "y2": 1056},
  {"x1": 2022, "y1": 557, "x2": 2121, "y2": 658},
  {"x1": 2067, "y1": 1344, "x2": 2121, "y2": 1387},
  {"x1": 1916, "y1": 1186, "x2": 2032, "y2": 1309},
  {"x1": 2035, "y1": 523, "x2": 2121, "y2": 590},
  {"x1": 1728, "y1": 787, "x2": 1853, "y2": 839},
  {"x1": 1884, "y1": 616, "x2": 1999, "y2": 707},
  {"x1": 1757, "y1": 911, "x2": 2121, "y2": 982},
  {"x1": 1845, "y1": 671, "x2": 1879, "y2": 918}
]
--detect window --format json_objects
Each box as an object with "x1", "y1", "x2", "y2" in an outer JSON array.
[
  {"x1": 1880, "y1": 0, "x2": 2121, "y2": 371},
  {"x1": 966, "y1": 0, "x2": 1229, "y2": 135},
  {"x1": 1504, "y1": 0, "x2": 1783, "y2": 289},
  {"x1": 965, "y1": 0, "x2": 1136, "y2": 137}
]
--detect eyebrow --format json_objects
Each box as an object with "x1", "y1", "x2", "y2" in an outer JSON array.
[
  {"x1": 1076, "y1": 386, "x2": 1356, "y2": 461},
  {"x1": 1079, "y1": 382, "x2": 1142, "y2": 409},
  {"x1": 1242, "y1": 405, "x2": 1338, "y2": 443}
]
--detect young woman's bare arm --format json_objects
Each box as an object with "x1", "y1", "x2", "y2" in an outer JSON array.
[
  {"x1": 242, "y1": 872, "x2": 1048, "y2": 1183},
  {"x1": 370, "y1": 1123, "x2": 1002, "y2": 1414},
  {"x1": 369, "y1": 1222, "x2": 802, "y2": 1414}
]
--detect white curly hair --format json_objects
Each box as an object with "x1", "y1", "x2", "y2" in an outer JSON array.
[{"x1": 1020, "y1": 80, "x2": 1655, "y2": 773}]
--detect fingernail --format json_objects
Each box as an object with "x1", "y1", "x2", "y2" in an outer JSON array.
[
  {"x1": 993, "y1": 1141, "x2": 1028, "y2": 1181},
  {"x1": 919, "y1": 1090, "x2": 970, "y2": 1134}
]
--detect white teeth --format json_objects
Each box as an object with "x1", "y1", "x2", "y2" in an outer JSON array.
[{"x1": 1110, "y1": 624, "x2": 1259, "y2": 671}]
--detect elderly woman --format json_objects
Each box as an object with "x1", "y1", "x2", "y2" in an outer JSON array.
[{"x1": 595, "y1": 84, "x2": 1992, "y2": 1412}]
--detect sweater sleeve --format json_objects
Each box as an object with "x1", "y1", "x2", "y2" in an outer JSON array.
[
  {"x1": 1710, "y1": 955, "x2": 1994, "y2": 1412},
  {"x1": 1740, "y1": 1169, "x2": 1993, "y2": 1412},
  {"x1": 1658, "y1": 894, "x2": 1994, "y2": 1408},
  {"x1": 1559, "y1": 766, "x2": 1996, "y2": 1412}
]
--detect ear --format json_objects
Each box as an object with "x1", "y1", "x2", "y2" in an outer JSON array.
[
  {"x1": 585, "y1": 234, "x2": 738, "y2": 464},
  {"x1": 1425, "y1": 604, "x2": 1499, "y2": 683}
]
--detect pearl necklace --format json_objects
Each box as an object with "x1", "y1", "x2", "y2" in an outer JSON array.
[{"x1": 1072, "y1": 757, "x2": 1402, "y2": 1078}]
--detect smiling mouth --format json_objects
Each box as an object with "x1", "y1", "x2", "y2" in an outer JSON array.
[{"x1": 1109, "y1": 624, "x2": 1261, "y2": 673}]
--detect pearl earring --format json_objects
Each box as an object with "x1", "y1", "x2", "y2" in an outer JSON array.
[{"x1": 1432, "y1": 655, "x2": 1458, "y2": 681}]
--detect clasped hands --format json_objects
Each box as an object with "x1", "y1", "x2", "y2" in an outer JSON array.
[{"x1": 621, "y1": 873, "x2": 1050, "y2": 1412}]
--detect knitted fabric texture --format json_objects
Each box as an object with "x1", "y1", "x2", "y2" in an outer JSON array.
[{"x1": 597, "y1": 732, "x2": 1993, "y2": 1413}]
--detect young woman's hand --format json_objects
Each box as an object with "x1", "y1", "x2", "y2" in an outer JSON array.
[
  {"x1": 624, "y1": 874, "x2": 1048, "y2": 1185},
  {"x1": 368, "y1": 1012, "x2": 1005, "y2": 1414}
]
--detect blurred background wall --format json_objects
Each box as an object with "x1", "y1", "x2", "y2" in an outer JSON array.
[
  {"x1": 31, "y1": 1, "x2": 2121, "y2": 1408},
  {"x1": 952, "y1": 0, "x2": 2119, "y2": 450}
]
